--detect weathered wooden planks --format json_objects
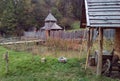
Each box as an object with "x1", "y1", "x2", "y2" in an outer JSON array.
[
  {"x1": 90, "y1": 20, "x2": 120, "y2": 24},
  {"x1": 84, "y1": 0, "x2": 120, "y2": 27},
  {"x1": 87, "y1": 0, "x2": 120, "y2": 3},
  {"x1": 90, "y1": 24, "x2": 120, "y2": 27},
  {"x1": 89, "y1": 2, "x2": 120, "y2": 5},
  {"x1": 89, "y1": 12, "x2": 120, "y2": 16},
  {"x1": 89, "y1": 8, "x2": 120, "y2": 11},
  {"x1": 89, "y1": 16, "x2": 120, "y2": 20}
]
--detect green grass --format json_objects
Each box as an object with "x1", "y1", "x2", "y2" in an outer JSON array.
[
  {"x1": 0, "y1": 46, "x2": 119, "y2": 81},
  {"x1": 2, "y1": 43, "x2": 84, "y2": 58}
]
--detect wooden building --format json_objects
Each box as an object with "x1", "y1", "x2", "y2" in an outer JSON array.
[
  {"x1": 41, "y1": 13, "x2": 62, "y2": 38},
  {"x1": 80, "y1": 0, "x2": 120, "y2": 75}
]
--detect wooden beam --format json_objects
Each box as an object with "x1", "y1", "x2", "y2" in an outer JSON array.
[
  {"x1": 85, "y1": 0, "x2": 90, "y2": 26},
  {"x1": 114, "y1": 28, "x2": 120, "y2": 58},
  {"x1": 87, "y1": 29, "x2": 91, "y2": 52},
  {"x1": 97, "y1": 27, "x2": 103, "y2": 76},
  {"x1": 46, "y1": 30, "x2": 49, "y2": 39},
  {"x1": 0, "y1": 40, "x2": 44, "y2": 45},
  {"x1": 90, "y1": 28, "x2": 94, "y2": 47},
  {"x1": 85, "y1": 28, "x2": 91, "y2": 70}
]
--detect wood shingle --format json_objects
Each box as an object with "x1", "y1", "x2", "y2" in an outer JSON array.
[
  {"x1": 81, "y1": 0, "x2": 120, "y2": 28},
  {"x1": 45, "y1": 13, "x2": 57, "y2": 22},
  {"x1": 41, "y1": 13, "x2": 62, "y2": 30}
]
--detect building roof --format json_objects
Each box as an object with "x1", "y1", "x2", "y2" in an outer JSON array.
[
  {"x1": 41, "y1": 26, "x2": 45, "y2": 30},
  {"x1": 80, "y1": 0, "x2": 120, "y2": 28},
  {"x1": 41, "y1": 22, "x2": 62, "y2": 30},
  {"x1": 41, "y1": 13, "x2": 62, "y2": 30},
  {"x1": 50, "y1": 23, "x2": 62, "y2": 30},
  {"x1": 45, "y1": 13, "x2": 57, "y2": 22}
]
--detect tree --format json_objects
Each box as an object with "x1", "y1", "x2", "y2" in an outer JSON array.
[
  {"x1": 0, "y1": 0, "x2": 17, "y2": 35},
  {"x1": 0, "y1": 0, "x2": 26, "y2": 36},
  {"x1": 0, "y1": 0, "x2": 82, "y2": 36},
  {"x1": 60, "y1": 17, "x2": 73, "y2": 30},
  {"x1": 72, "y1": 0, "x2": 81, "y2": 19},
  {"x1": 51, "y1": 7, "x2": 62, "y2": 21}
]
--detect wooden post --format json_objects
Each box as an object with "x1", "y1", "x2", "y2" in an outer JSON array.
[
  {"x1": 97, "y1": 27, "x2": 103, "y2": 76},
  {"x1": 4, "y1": 51, "x2": 9, "y2": 74},
  {"x1": 114, "y1": 28, "x2": 120, "y2": 58},
  {"x1": 90, "y1": 28, "x2": 94, "y2": 47},
  {"x1": 85, "y1": 28, "x2": 90, "y2": 70},
  {"x1": 46, "y1": 30, "x2": 49, "y2": 39},
  {"x1": 87, "y1": 29, "x2": 90, "y2": 51}
]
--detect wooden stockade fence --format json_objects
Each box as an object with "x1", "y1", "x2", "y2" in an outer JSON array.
[
  {"x1": 0, "y1": 29, "x2": 115, "y2": 45},
  {"x1": 24, "y1": 29, "x2": 115, "y2": 40},
  {"x1": 50, "y1": 30, "x2": 86, "y2": 40}
]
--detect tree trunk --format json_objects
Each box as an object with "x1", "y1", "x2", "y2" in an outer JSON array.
[{"x1": 114, "y1": 28, "x2": 120, "y2": 58}]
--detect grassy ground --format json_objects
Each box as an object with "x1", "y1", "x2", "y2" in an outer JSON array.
[
  {"x1": 2, "y1": 41, "x2": 85, "y2": 58},
  {"x1": 0, "y1": 45, "x2": 120, "y2": 81}
]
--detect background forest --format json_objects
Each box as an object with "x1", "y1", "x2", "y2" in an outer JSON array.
[{"x1": 0, "y1": 0, "x2": 81, "y2": 36}]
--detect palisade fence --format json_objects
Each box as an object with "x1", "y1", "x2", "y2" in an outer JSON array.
[
  {"x1": 23, "y1": 29, "x2": 115, "y2": 40},
  {"x1": 24, "y1": 31, "x2": 46, "y2": 40},
  {"x1": 49, "y1": 30, "x2": 86, "y2": 40},
  {"x1": 0, "y1": 29, "x2": 115, "y2": 44}
]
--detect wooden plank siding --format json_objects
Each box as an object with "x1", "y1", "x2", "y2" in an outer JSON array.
[{"x1": 80, "y1": 0, "x2": 120, "y2": 28}]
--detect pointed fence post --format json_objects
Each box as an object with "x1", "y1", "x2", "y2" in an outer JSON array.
[{"x1": 97, "y1": 27, "x2": 103, "y2": 76}]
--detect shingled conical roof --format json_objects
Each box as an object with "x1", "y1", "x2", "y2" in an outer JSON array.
[
  {"x1": 50, "y1": 23, "x2": 62, "y2": 30},
  {"x1": 41, "y1": 23, "x2": 62, "y2": 30},
  {"x1": 45, "y1": 13, "x2": 57, "y2": 22}
]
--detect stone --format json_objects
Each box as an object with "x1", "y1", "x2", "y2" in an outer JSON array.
[{"x1": 58, "y1": 57, "x2": 67, "y2": 63}]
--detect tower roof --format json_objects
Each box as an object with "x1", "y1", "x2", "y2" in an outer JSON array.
[
  {"x1": 45, "y1": 13, "x2": 57, "y2": 22},
  {"x1": 41, "y1": 23, "x2": 62, "y2": 30},
  {"x1": 50, "y1": 23, "x2": 62, "y2": 30}
]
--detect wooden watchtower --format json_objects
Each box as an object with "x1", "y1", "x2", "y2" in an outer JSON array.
[{"x1": 41, "y1": 13, "x2": 62, "y2": 39}]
